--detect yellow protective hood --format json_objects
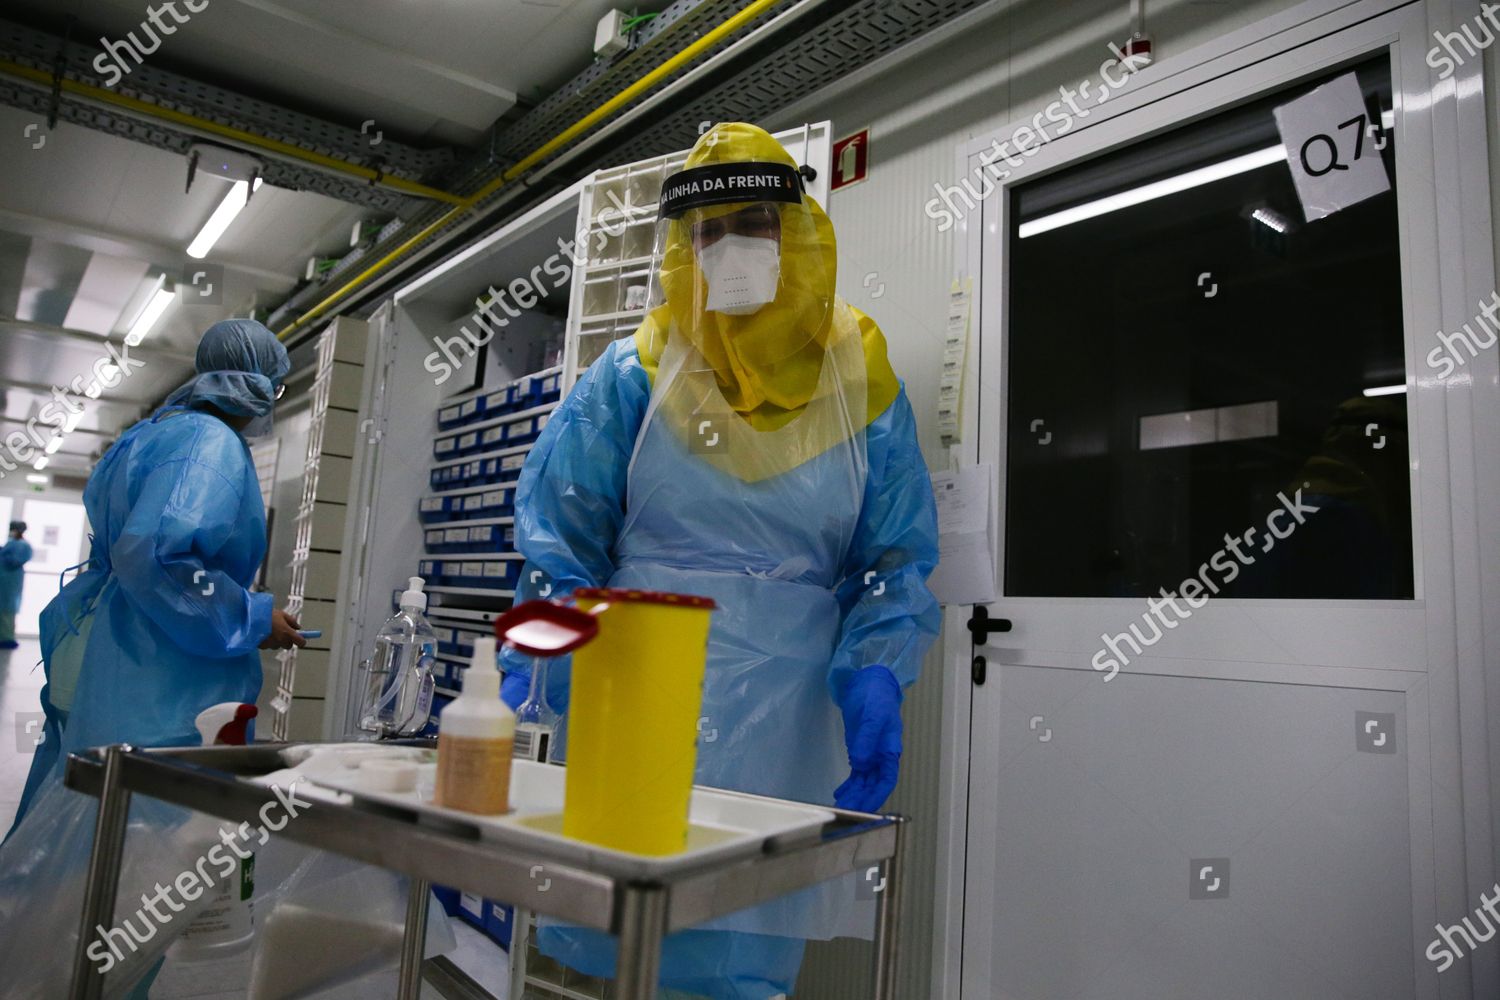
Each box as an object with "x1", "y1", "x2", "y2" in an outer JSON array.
[{"x1": 634, "y1": 122, "x2": 899, "y2": 433}]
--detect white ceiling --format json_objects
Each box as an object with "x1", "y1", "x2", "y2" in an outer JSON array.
[
  {"x1": 18, "y1": 0, "x2": 626, "y2": 146},
  {"x1": 0, "y1": 0, "x2": 629, "y2": 475},
  {"x1": 0, "y1": 103, "x2": 359, "y2": 471}
]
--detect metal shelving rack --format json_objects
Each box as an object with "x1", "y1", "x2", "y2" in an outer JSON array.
[{"x1": 271, "y1": 317, "x2": 368, "y2": 740}]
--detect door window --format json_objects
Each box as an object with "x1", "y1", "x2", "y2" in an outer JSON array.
[{"x1": 1004, "y1": 56, "x2": 1411, "y2": 599}]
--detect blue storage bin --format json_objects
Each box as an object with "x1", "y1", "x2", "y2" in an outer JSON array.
[
  {"x1": 510, "y1": 417, "x2": 540, "y2": 447},
  {"x1": 485, "y1": 486, "x2": 514, "y2": 515},
  {"x1": 485, "y1": 901, "x2": 514, "y2": 950},
  {"x1": 448, "y1": 526, "x2": 474, "y2": 553},
  {"x1": 479, "y1": 424, "x2": 506, "y2": 450},
  {"x1": 464, "y1": 524, "x2": 499, "y2": 551},
  {"x1": 512, "y1": 375, "x2": 540, "y2": 409},
  {"x1": 484, "y1": 386, "x2": 512, "y2": 415},
  {"x1": 478, "y1": 560, "x2": 511, "y2": 588},
  {"x1": 496, "y1": 451, "x2": 527, "y2": 481},
  {"x1": 431, "y1": 885, "x2": 462, "y2": 918},
  {"x1": 437, "y1": 403, "x2": 465, "y2": 430}
]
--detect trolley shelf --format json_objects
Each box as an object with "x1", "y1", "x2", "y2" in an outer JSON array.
[{"x1": 63, "y1": 743, "x2": 906, "y2": 1000}]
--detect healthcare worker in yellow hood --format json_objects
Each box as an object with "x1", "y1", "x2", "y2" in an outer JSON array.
[{"x1": 501, "y1": 123, "x2": 940, "y2": 999}]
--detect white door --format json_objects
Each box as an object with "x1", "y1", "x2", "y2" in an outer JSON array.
[{"x1": 950, "y1": 4, "x2": 1499, "y2": 999}]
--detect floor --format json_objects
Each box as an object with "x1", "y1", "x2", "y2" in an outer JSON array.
[{"x1": 0, "y1": 635, "x2": 46, "y2": 833}]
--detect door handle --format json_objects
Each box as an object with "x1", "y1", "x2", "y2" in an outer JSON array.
[{"x1": 966, "y1": 605, "x2": 1012, "y2": 644}]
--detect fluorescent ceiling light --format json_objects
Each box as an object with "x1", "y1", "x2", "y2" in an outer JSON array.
[
  {"x1": 1363, "y1": 384, "x2": 1407, "y2": 397},
  {"x1": 1019, "y1": 145, "x2": 1288, "y2": 238},
  {"x1": 27, "y1": 471, "x2": 48, "y2": 482},
  {"x1": 63, "y1": 409, "x2": 84, "y2": 433},
  {"x1": 44, "y1": 436, "x2": 63, "y2": 454},
  {"x1": 99, "y1": 361, "x2": 122, "y2": 381},
  {"x1": 126, "y1": 276, "x2": 174, "y2": 347},
  {"x1": 187, "y1": 177, "x2": 262, "y2": 259}
]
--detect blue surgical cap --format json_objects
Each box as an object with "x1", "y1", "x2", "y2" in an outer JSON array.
[{"x1": 165, "y1": 319, "x2": 291, "y2": 418}]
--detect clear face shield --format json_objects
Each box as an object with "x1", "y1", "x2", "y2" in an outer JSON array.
[
  {"x1": 640, "y1": 158, "x2": 838, "y2": 410},
  {"x1": 634, "y1": 149, "x2": 868, "y2": 483}
]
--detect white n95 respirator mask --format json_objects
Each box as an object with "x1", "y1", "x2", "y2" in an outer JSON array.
[{"x1": 699, "y1": 234, "x2": 780, "y2": 315}]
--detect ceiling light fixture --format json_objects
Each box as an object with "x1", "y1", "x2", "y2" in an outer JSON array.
[
  {"x1": 187, "y1": 177, "x2": 262, "y2": 259},
  {"x1": 1019, "y1": 145, "x2": 1288, "y2": 238},
  {"x1": 126, "y1": 275, "x2": 174, "y2": 347},
  {"x1": 44, "y1": 436, "x2": 63, "y2": 455},
  {"x1": 1363, "y1": 384, "x2": 1407, "y2": 397},
  {"x1": 27, "y1": 470, "x2": 48, "y2": 481}
]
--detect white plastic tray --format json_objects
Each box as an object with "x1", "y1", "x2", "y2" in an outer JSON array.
[{"x1": 300, "y1": 753, "x2": 835, "y2": 876}]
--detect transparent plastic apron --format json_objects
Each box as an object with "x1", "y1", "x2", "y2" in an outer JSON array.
[{"x1": 610, "y1": 305, "x2": 873, "y2": 938}]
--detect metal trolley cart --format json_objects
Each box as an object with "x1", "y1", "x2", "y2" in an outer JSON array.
[{"x1": 63, "y1": 743, "x2": 906, "y2": 1000}]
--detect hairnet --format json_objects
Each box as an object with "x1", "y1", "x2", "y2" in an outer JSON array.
[
  {"x1": 164, "y1": 319, "x2": 291, "y2": 419},
  {"x1": 9, "y1": 521, "x2": 24, "y2": 533}
]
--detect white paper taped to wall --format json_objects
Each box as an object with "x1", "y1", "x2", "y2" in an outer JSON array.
[
  {"x1": 927, "y1": 463, "x2": 995, "y2": 605},
  {"x1": 938, "y1": 279, "x2": 972, "y2": 446},
  {"x1": 1272, "y1": 70, "x2": 1391, "y2": 222}
]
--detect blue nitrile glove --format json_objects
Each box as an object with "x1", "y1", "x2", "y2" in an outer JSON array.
[
  {"x1": 501, "y1": 671, "x2": 529, "y2": 711},
  {"x1": 834, "y1": 665, "x2": 903, "y2": 813}
]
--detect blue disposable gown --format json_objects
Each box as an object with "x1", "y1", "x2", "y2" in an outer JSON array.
[
  {"x1": 9, "y1": 406, "x2": 273, "y2": 832},
  {"x1": 0, "y1": 537, "x2": 33, "y2": 612},
  {"x1": 501, "y1": 337, "x2": 940, "y2": 999}
]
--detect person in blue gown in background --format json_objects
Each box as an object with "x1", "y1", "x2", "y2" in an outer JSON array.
[
  {"x1": 6, "y1": 318, "x2": 306, "y2": 839},
  {"x1": 0, "y1": 521, "x2": 34, "y2": 649}
]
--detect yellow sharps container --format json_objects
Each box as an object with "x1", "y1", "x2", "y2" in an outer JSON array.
[{"x1": 562, "y1": 587, "x2": 715, "y2": 855}]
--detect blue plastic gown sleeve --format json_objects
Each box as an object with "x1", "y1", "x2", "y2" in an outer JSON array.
[
  {"x1": 0, "y1": 540, "x2": 29, "y2": 570},
  {"x1": 828, "y1": 389, "x2": 941, "y2": 699},
  {"x1": 110, "y1": 450, "x2": 274, "y2": 658},
  {"x1": 500, "y1": 340, "x2": 650, "y2": 704}
]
